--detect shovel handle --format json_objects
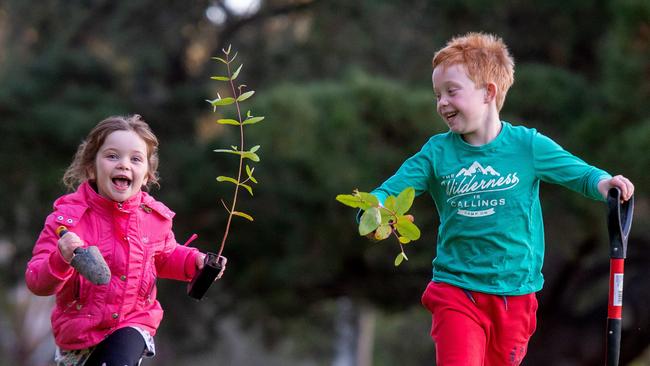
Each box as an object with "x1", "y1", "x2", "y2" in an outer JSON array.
[
  {"x1": 56, "y1": 225, "x2": 69, "y2": 238},
  {"x1": 605, "y1": 188, "x2": 634, "y2": 366},
  {"x1": 606, "y1": 188, "x2": 634, "y2": 259},
  {"x1": 56, "y1": 225, "x2": 82, "y2": 255}
]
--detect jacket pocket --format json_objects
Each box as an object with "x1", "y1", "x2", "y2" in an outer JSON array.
[
  {"x1": 51, "y1": 311, "x2": 96, "y2": 347},
  {"x1": 137, "y1": 246, "x2": 158, "y2": 307},
  {"x1": 62, "y1": 274, "x2": 88, "y2": 314}
]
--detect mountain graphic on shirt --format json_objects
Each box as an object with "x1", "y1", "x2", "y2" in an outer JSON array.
[{"x1": 455, "y1": 161, "x2": 501, "y2": 177}]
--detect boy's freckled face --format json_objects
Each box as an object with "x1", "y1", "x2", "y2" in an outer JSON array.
[
  {"x1": 432, "y1": 64, "x2": 488, "y2": 135},
  {"x1": 93, "y1": 130, "x2": 149, "y2": 203}
]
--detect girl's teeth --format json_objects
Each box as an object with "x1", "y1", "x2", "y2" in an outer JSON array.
[{"x1": 113, "y1": 178, "x2": 130, "y2": 188}]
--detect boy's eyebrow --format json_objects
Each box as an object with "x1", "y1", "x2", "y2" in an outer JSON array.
[{"x1": 433, "y1": 81, "x2": 460, "y2": 91}]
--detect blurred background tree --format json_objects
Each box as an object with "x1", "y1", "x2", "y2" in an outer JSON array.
[{"x1": 0, "y1": 0, "x2": 648, "y2": 365}]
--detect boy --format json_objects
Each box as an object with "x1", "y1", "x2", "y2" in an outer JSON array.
[{"x1": 367, "y1": 33, "x2": 634, "y2": 365}]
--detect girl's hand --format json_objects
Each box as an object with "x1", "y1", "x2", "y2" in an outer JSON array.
[
  {"x1": 57, "y1": 231, "x2": 84, "y2": 263},
  {"x1": 196, "y1": 253, "x2": 228, "y2": 280},
  {"x1": 216, "y1": 256, "x2": 227, "y2": 279},
  {"x1": 598, "y1": 175, "x2": 635, "y2": 201}
]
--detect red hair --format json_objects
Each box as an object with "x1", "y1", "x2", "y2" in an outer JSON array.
[{"x1": 433, "y1": 32, "x2": 514, "y2": 111}]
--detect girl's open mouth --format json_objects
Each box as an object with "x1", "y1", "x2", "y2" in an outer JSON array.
[{"x1": 112, "y1": 177, "x2": 132, "y2": 190}]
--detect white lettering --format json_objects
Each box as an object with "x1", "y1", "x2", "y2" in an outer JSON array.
[
  {"x1": 458, "y1": 208, "x2": 495, "y2": 217},
  {"x1": 443, "y1": 173, "x2": 519, "y2": 201}
]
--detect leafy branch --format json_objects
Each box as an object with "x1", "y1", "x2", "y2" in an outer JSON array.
[
  {"x1": 207, "y1": 45, "x2": 265, "y2": 257},
  {"x1": 336, "y1": 187, "x2": 421, "y2": 266}
]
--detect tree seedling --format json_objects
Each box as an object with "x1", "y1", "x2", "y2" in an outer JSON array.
[
  {"x1": 188, "y1": 45, "x2": 265, "y2": 299},
  {"x1": 336, "y1": 187, "x2": 421, "y2": 266}
]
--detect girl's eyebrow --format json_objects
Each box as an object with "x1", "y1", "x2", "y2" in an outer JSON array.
[{"x1": 99, "y1": 146, "x2": 146, "y2": 155}]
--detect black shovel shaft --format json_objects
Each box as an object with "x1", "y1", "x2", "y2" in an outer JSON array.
[
  {"x1": 606, "y1": 318, "x2": 622, "y2": 366},
  {"x1": 605, "y1": 188, "x2": 634, "y2": 366}
]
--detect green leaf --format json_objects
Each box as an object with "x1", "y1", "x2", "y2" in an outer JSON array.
[
  {"x1": 335, "y1": 191, "x2": 377, "y2": 210},
  {"x1": 242, "y1": 152, "x2": 260, "y2": 162},
  {"x1": 231, "y1": 64, "x2": 243, "y2": 80},
  {"x1": 395, "y1": 187, "x2": 415, "y2": 215},
  {"x1": 357, "y1": 192, "x2": 379, "y2": 207},
  {"x1": 379, "y1": 206, "x2": 393, "y2": 225},
  {"x1": 214, "y1": 149, "x2": 241, "y2": 156},
  {"x1": 237, "y1": 90, "x2": 255, "y2": 102},
  {"x1": 246, "y1": 165, "x2": 258, "y2": 184},
  {"x1": 394, "y1": 252, "x2": 408, "y2": 266},
  {"x1": 394, "y1": 217, "x2": 421, "y2": 241},
  {"x1": 398, "y1": 236, "x2": 411, "y2": 244},
  {"x1": 217, "y1": 119, "x2": 240, "y2": 125},
  {"x1": 249, "y1": 145, "x2": 260, "y2": 153},
  {"x1": 211, "y1": 57, "x2": 228, "y2": 64},
  {"x1": 223, "y1": 44, "x2": 232, "y2": 54},
  {"x1": 242, "y1": 116, "x2": 265, "y2": 125},
  {"x1": 359, "y1": 207, "x2": 381, "y2": 236},
  {"x1": 384, "y1": 196, "x2": 396, "y2": 212},
  {"x1": 210, "y1": 76, "x2": 230, "y2": 81},
  {"x1": 374, "y1": 224, "x2": 392, "y2": 240},
  {"x1": 336, "y1": 194, "x2": 366, "y2": 209},
  {"x1": 232, "y1": 211, "x2": 254, "y2": 221},
  {"x1": 216, "y1": 176, "x2": 239, "y2": 185},
  {"x1": 215, "y1": 149, "x2": 260, "y2": 162},
  {"x1": 240, "y1": 183, "x2": 253, "y2": 196},
  {"x1": 230, "y1": 52, "x2": 238, "y2": 63},
  {"x1": 207, "y1": 97, "x2": 235, "y2": 106}
]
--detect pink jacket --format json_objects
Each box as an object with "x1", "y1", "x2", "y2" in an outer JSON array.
[{"x1": 25, "y1": 181, "x2": 201, "y2": 350}]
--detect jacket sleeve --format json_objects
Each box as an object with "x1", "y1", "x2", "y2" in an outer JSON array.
[
  {"x1": 155, "y1": 231, "x2": 201, "y2": 282},
  {"x1": 25, "y1": 214, "x2": 75, "y2": 296},
  {"x1": 532, "y1": 132, "x2": 611, "y2": 201}
]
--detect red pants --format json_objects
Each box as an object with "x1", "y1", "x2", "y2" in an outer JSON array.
[{"x1": 421, "y1": 282, "x2": 538, "y2": 366}]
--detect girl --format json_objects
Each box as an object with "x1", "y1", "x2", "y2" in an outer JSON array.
[{"x1": 25, "y1": 115, "x2": 226, "y2": 366}]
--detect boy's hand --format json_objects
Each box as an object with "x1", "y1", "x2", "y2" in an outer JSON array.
[
  {"x1": 57, "y1": 232, "x2": 84, "y2": 263},
  {"x1": 598, "y1": 175, "x2": 635, "y2": 201},
  {"x1": 196, "y1": 253, "x2": 228, "y2": 280}
]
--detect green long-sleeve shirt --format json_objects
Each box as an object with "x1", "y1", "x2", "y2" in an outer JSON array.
[{"x1": 372, "y1": 121, "x2": 610, "y2": 295}]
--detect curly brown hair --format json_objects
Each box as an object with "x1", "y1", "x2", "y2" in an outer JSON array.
[{"x1": 62, "y1": 115, "x2": 160, "y2": 191}]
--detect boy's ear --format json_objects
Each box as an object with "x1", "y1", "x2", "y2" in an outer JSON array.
[{"x1": 485, "y1": 83, "x2": 497, "y2": 103}]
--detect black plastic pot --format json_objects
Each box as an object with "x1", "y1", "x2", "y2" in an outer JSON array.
[{"x1": 187, "y1": 252, "x2": 222, "y2": 300}]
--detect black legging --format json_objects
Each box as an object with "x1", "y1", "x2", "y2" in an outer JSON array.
[{"x1": 84, "y1": 327, "x2": 146, "y2": 366}]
